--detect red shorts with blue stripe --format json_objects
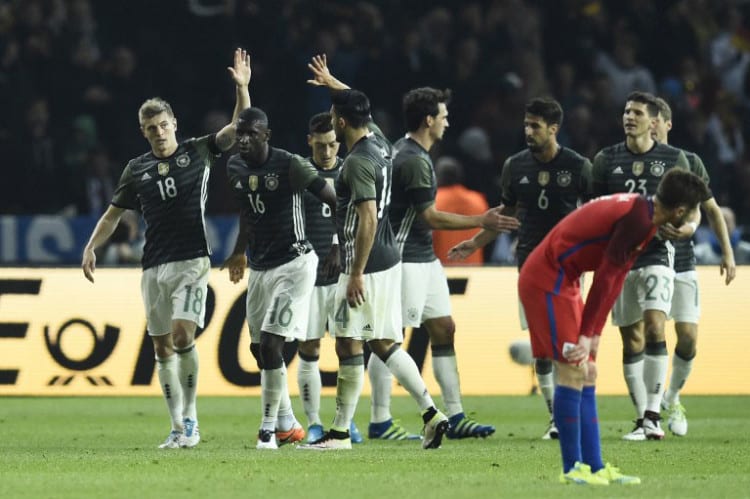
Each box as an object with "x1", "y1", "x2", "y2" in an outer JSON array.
[{"x1": 518, "y1": 273, "x2": 583, "y2": 363}]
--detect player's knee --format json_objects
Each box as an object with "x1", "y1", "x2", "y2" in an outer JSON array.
[
  {"x1": 643, "y1": 312, "x2": 666, "y2": 343},
  {"x1": 535, "y1": 358, "x2": 553, "y2": 375},
  {"x1": 335, "y1": 337, "x2": 362, "y2": 358},
  {"x1": 298, "y1": 339, "x2": 321, "y2": 358},
  {"x1": 619, "y1": 325, "x2": 644, "y2": 354},
  {"x1": 151, "y1": 334, "x2": 173, "y2": 358},
  {"x1": 250, "y1": 343, "x2": 263, "y2": 369},
  {"x1": 584, "y1": 362, "x2": 598, "y2": 384},
  {"x1": 555, "y1": 361, "x2": 585, "y2": 388},
  {"x1": 426, "y1": 317, "x2": 455, "y2": 345},
  {"x1": 675, "y1": 323, "x2": 698, "y2": 358},
  {"x1": 259, "y1": 338, "x2": 284, "y2": 370}
]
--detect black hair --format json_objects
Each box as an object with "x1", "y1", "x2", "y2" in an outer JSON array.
[
  {"x1": 402, "y1": 87, "x2": 452, "y2": 132},
  {"x1": 525, "y1": 97, "x2": 563, "y2": 127},
  {"x1": 656, "y1": 169, "x2": 710, "y2": 209},
  {"x1": 238, "y1": 107, "x2": 269, "y2": 127},
  {"x1": 309, "y1": 112, "x2": 333, "y2": 134},
  {"x1": 331, "y1": 89, "x2": 371, "y2": 129},
  {"x1": 626, "y1": 91, "x2": 659, "y2": 117}
]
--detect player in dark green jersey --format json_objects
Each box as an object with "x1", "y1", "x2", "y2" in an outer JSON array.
[
  {"x1": 221, "y1": 107, "x2": 337, "y2": 450},
  {"x1": 651, "y1": 97, "x2": 736, "y2": 436},
  {"x1": 82, "y1": 48, "x2": 251, "y2": 450},
  {"x1": 449, "y1": 98, "x2": 592, "y2": 440},
  {"x1": 592, "y1": 91, "x2": 699, "y2": 440},
  {"x1": 299, "y1": 55, "x2": 449, "y2": 450},
  {"x1": 295, "y1": 112, "x2": 363, "y2": 444},
  {"x1": 369, "y1": 86, "x2": 518, "y2": 441}
]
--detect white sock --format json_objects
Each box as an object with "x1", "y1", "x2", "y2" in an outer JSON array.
[
  {"x1": 537, "y1": 371, "x2": 555, "y2": 416},
  {"x1": 644, "y1": 346, "x2": 669, "y2": 414},
  {"x1": 176, "y1": 344, "x2": 199, "y2": 422},
  {"x1": 623, "y1": 355, "x2": 647, "y2": 419},
  {"x1": 277, "y1": 364, "x2": 296, "y2": 431},
  {"x1": 368, "y1": 354, "x2": 393, "y2": 423},
  {"x1": 332, "y1": 356, "x2": 365, "y2": 432},
  {"x1": 261, "y1": 367, "x2": 284, "y2": 432},
  {"x1": 297, "y1": 357, "x2": 322, "y2": 426},
  {"x1": 156, "y1": 354, "x2": 183, "y2": 431},
  {"x1": 431, "y1": 345, "x2": 463, "y2": 417},
  {"x1": 665, "y1": 353, "x2": 693, "y2": 405},
  {"x1": 384, "y1": 349, "x2": 435, "y2": 411}
]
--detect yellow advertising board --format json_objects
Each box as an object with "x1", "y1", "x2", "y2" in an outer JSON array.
[{"x1": 0, "y1": 267, "x2": 746, "y2": 396}]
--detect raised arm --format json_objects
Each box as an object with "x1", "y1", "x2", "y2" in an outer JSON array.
[
  {"x1": 307, "y1": 54, "x2": 350, "y2": 91},
  {"x1": 216, "y1": 48, "x2": 252, "y2": 151}
]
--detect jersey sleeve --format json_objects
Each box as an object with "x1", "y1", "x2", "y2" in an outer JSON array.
[
  {"x1": 189, "y1": 134, "x2": 222, "y2": 158},
  {"x1": 343, "y1": 157, "x2": 377, "y2": 203},
  {"x1": 686, "y1": 152, "x2": 713, "y2": 201},
  {"x1": 289, "y1": 155, "x2": 320, "y2": 191},
  {"x1": 591, "y1": 150, "x2": 609, "y2": 196},
  {"x1": 580, "y1": 197, "x2": 655, "y2": 336},
  {"x1": 400, "y1": 156, "x2": 435, "y2": 212},
  {"x1": 111, "y1": 162, "x2": 138, "y2": 209},
  {"x1": 579, "y1": 158, "x2": 594, "y2": 200},
  {"x1": 499, "y1": 158, "x2": 516, "y2": 206}
]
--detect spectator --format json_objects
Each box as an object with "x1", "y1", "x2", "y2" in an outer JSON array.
[{"x1": 432, "y1": 156, "x2": 490, "y2": 265}]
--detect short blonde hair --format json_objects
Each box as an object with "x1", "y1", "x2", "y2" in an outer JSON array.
[{"x1": 138, "y1": 97, "x2": 174, "y2": 125}]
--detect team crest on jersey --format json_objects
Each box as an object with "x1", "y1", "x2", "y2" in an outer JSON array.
[
  {"x1": 650, "y1": 161, "x2": 666, "y2": 177},
  {"x1": 265, "y1": 173, "x2": 279, "y2": 191},
  {"x1": 538, "y1": 171, "x2": 550, "y2": 186},
  {"x1": 557, "y1": 171, "x2": 572, "y2": 187},
  {"x1": 632, "y1": 161, "x2": 644, "y2": 176},
  {"x1": 176, "y1": 153, "x2": 191, "y2": 168},
  {"x1": 248, "y1": 175, "x2": 259, "y2": 191},
  {"x1": 325, "y1": 177, "x2": 335, "y2": 188},
  {"x1": 157, "y1": 162, "x2": 169, "y2": 176}
]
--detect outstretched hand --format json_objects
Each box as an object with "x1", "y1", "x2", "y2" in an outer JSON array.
[
  {"x1": 481, "y1": 207, "x2": 521, "y2": 232},
  {"x1": 221, "y1": 253, "x2": 248, "y2": 284},
  {"x1": 228, "y1": 48, "x2": 251, "y2": 87},
  {"x1": 447, "y1": 240, "x2": 477, "y2": 261}
]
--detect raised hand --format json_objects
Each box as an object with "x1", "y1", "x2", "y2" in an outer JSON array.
[
  {"x1": 228, "y1": 48, "x2": 251, "y2": 87},
  {"x1": 306, "y1": 54, "x2": 349, "y2": 90}
]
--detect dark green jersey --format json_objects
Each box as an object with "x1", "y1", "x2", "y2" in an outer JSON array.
[
  {"x1": 592, "y1": 141, "x2": 694, "y2": 269},
  {"x1": 500, "y1": 147, "x2": 592, "y2": 268},
  {"x1": 227, "y1": 147, "x2": 319, "y2": 271},
  {"x1": 111, "y1": 135, "x2": 220, "y2": 270},
  {"x1": 335, "y1": 124, "x2": 400, "y2": 274},
  {"x1": 389, "y1": 137, "x2": 437, "y2": 263},
  {"x1": 304, "y1": 157, "x2": 342, "y2": 286},
  {"x1": 674, "y1": 150, "x2": 712, "y2": 273}
]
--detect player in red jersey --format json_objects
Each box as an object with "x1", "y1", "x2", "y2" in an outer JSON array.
[{"x1": 518, "y1": 168, "x2": 709, "y2": 485}]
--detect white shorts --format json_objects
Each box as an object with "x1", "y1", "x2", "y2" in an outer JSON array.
[
  {"x1": 141, "y1": 256, "x2": 210, "y2": 336},
  {"x1": 246, "y1": 251, "x2": 317, "y2": 342},
  {"x1": 670, "y1": 270, "x2": 700, "y2": 324},
  {"x1": 333, "y1": 263, "x2": 402, "y2": 341},
  {"x1": 306, "y1": 284, "x2": 336, "y2": 340},
  {"x1": 401, "y1": 260, "x2": 452, "y2": 327},
  {"x1": 612, "y1": 265, "x2": 676, "y2": 327}
]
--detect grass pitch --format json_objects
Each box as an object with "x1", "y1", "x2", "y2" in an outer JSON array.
[{"x1": 1, "y1": 395, "x2": 748, "y2": 498}]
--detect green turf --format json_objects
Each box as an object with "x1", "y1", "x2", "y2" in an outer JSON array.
[{"x1": 0, "y1": 395, "x2": 748, "y2": 498}]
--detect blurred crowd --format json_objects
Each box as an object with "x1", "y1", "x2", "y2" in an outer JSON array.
[{"x1": 1, "y1": 0, "x2": 749, "y2": 261}]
